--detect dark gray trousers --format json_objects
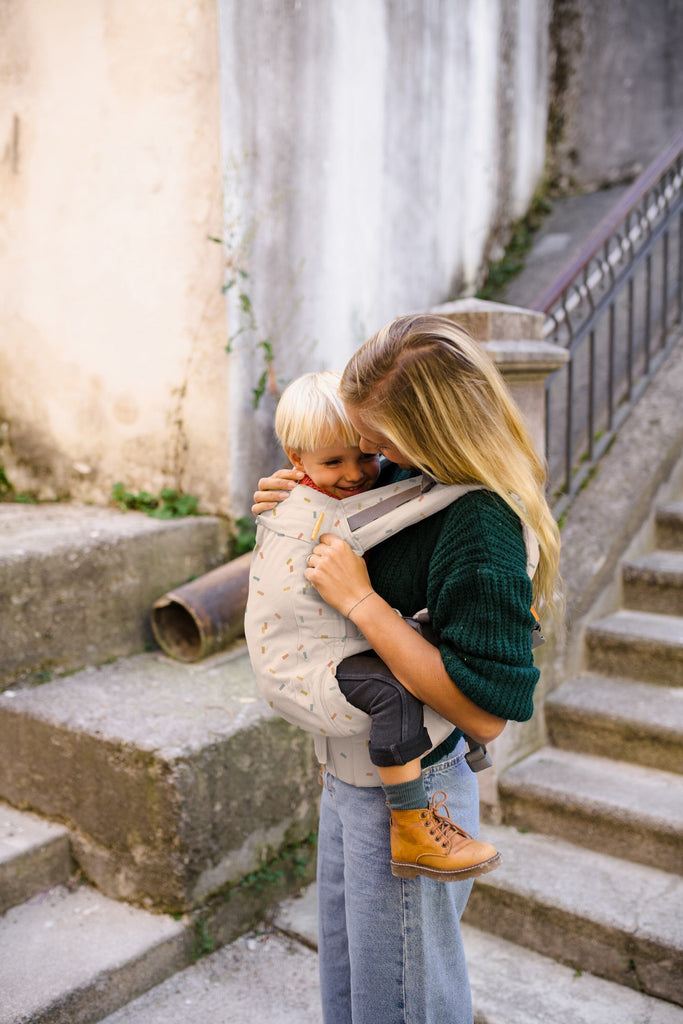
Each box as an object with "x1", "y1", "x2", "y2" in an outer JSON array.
[{"x1": 336, "y1": 652, "x2": 432, "y2": 767}]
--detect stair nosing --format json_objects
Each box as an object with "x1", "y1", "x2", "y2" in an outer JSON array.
[
  {"x1": 463, "y1": 923, "x2": 683, "y2": 1024},
  {"x1": 469, "y1": 824, "x2": 682, "y2": 949},
  {"x1": 546, "y1": 674, "x2": 683, "y2": 736},
  {"x1": 0, "y1": 882, "x2": 189, "y2": 1024},
  {"x1": 500, "y1": 747, "x2": 683, "y2": 832}
]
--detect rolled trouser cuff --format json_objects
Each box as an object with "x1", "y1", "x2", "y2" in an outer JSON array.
[{"x1": 369, "y1": 726, "x2": 432, "y2": 767}]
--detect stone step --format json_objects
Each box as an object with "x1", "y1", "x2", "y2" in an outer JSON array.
[
  {"x1": 622, "y1": 550, "x2": 683, "y2": 615},
  {"x1": 466, "y1": 925, "x2": 682, "y2": 1024},
  {"x1": 463, "y1": 826, "x2": 683, "y2": 1006},
  {"x1": 545, "y1": 674, "x2": 683, "y2": 774},
  {"x1": 499, "y1": 746, "x2": 683, "y2": 875},
  {"x1": 584, "y1": 609, "x2": 683, "y2": 685},
  {"x1": 0, "y1": 881, "x2": 190, "y2": 1024},
  {"x1": 0, "y1": 802, "x2": 73, "y2": 914},
  {"x1": 0, "y1": 648, "x2": 319, "y2": 913},
  {"x1": 0, "y1": 503, "x2": 231, "y2": 688},
  {"x1": 656, "y1": 500, "x2": 683, "y2": 550},
  {"x1": 95, "y1": 883, "x2": 683, "y2": 1024},
  {"x1": 98, "y1": 921, "x2": 322, "y2": 1024}
]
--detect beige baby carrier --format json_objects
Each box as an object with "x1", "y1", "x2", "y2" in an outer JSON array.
[{"x1": 244, "y1": 476, "x2": 540, "y2": 787}]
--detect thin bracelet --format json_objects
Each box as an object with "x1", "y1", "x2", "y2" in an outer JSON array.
[{"x1": 345, "y1": 592, "x2": 374, "y2": 619}]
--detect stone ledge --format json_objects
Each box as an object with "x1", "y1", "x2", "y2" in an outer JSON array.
[
  {"x1": 546, "y1": 674, "x2": 683, "y2": 774},
  {"x1": 0, "y1": 649, "x2": 320, "y2": 912},
  {"x1": 430, "y1": 297, "x2": 547, "y2": 341},
  {"x1": 499, "y1": 746, "x2": 683, "y2": 876},
  {"x1": 464, "y1": 825, "x2": 683, "y2": 1006},
  {"x1": 0, "y1": 883, "x2": 190, "y2": 1024},
  {"x1": 0, "y1": 803, "x2": 73, "y2": 914},
  {"x1": 0, "y1": 505, "x2": 233, "y2": 687}
]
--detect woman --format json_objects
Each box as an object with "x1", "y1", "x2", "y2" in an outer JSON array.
[{"x1": 253, "y1": 314, "x2": 561, "y2": 1024}]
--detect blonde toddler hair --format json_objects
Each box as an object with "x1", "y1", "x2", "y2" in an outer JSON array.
[{"x1": 275, "y1": 370, "x2": 360, "y2": 454}]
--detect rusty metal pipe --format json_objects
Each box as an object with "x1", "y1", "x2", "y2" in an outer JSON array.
[{"x1": 151, "y1": 553, "x2": 251, "y2": 662}]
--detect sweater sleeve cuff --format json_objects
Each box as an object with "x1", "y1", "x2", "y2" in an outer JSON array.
[{"x1": 439, "y1": 646, "x2": 540, "y2": 722}]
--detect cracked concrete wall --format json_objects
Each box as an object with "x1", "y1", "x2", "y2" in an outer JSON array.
[
  {"x1": 0, "y1": 0, "x2": 231, "y2": 510},
  {"x1": 548, "y1": 0, "x2": 683, "y2": 189}
]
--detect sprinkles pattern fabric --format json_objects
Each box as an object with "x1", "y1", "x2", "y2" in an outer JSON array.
[{"x1": 244, "y1": 478, "x2": 479, "y2": 786}]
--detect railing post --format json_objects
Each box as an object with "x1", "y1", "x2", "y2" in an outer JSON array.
[
  {"x1": 429, "y1": 298, "x2": 569, "y2": 462},
  {"x1": 429, "y1": 298, "x2": 569, "y2": 821}
]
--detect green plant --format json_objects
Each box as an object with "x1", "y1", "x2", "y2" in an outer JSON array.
[
  {"x1": 234, "y1": 515, "x2": 257, "y2": 555},
  {"x1": 232, "y1": 831, "x2": 318, "y2": 895},
  {"x1": 111, "y1": 483, "x2": 200, "y2": 519},
  {"x1": 0, "y1": 464, "x2": 37, "y2": 504},
  {"x1": 209, "y1": 234, "x2": 278, "y2": 410},
  {"x1": 476, "y1": 190, "x2": 553, "y2": 302},
  {"x1": 192, "y1": 916, "x2": 215, "y2": 961},
  {"x1": 211, "y1": 158, "x2": 317, "y2": 410},
  {"x1": 239, "y1": 862, "x2": 286, "y2": 892},
  {"x1": 0, "y1": 465, "x2": 12, "y2": 499}
]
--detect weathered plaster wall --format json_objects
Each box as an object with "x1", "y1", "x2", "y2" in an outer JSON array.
[
  {"x1": 548, "y1": 0, "x2": 683, "y2": 188},
  {"x1": 217, "y1": 0, "x2": 551, "y2": 511},
  {"x1": 1, "y1": 0, "x2": 552, "y2": 514},
  {"x1": 2, "y1": 1, "x2": 677, "y2": 514},
  {"x1": 0, "y1": 0, "x2": 230, "y2": 508}
]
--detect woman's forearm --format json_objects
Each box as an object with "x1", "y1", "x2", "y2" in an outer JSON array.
[
  {"x1": 303, "y1": 532, "x2": 506, "y2": 744},
  {"x1": 348, "y1": 592, "x2": 506, "y2": 745}
]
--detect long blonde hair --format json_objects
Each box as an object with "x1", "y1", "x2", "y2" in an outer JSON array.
[{"x1": 340, "y1": 314, "x2": 562, "y2": 613}]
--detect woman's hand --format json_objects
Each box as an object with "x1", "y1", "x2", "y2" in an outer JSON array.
[
  {"x1": 304, "y1": 541, "x2": 507, "y2": 746},
  {"x1": 252, "y1": 467, "x2": 304, "y2": 515},
  {"x1": 304, "y1": 534, "x2": 374, "y2": 617},
  {"x1": 306, "y1": 546, "x2": 507, "y2": 745}
]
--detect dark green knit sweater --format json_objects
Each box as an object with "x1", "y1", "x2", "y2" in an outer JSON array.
[{"x1": 365, "y1": 480, "x2": 539, "y2": 738}]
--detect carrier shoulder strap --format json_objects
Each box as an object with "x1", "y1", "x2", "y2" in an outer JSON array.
[
  {"x1": 258, "y1": 475, "x2": 479, "y2": 557},
  {"x1": 345, "y1": 475, "x2": 437, "y2": 530},
  {"x1": 341, "y1": 477, "x2": 479, "y2": 555}
]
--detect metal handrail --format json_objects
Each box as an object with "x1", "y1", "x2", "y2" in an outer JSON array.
[
  {"x1": 528, "y1": 132, "x2": 683, "y2": 518},
  {"x1": 531, "y1": 131, "x2": 683, "y2": 317}
]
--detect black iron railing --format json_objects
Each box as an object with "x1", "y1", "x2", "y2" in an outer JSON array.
[{"x1": 530, "y1": 132, "x2": 683, "y2": 520}]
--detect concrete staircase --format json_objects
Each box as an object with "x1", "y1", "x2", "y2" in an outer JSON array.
[
  {"x1": 79, "y1": 490, "x2": 683, "y2": 1024},
  {"x1": 0, "y1": 505, "x2": 320, "y2": 1024},
  {"x1": 462, "y1": 496, "x2": 683, "y2": 1011},
  {"x1": 1, "y1": 492, "x2": 681, "y2": 1022}
]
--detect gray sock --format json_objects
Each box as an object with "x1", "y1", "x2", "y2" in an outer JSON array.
[{"x1": 383, "y1": 777, "x2": 429, "y2": 811}]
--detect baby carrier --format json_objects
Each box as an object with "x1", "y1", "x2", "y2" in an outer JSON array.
[{"x1": 244, "y1": 475, "x2": 540, "y2": 787}]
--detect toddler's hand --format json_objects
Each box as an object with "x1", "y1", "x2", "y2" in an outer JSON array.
[{"x1": 252, "y1": 468, "x2": 304, "y2": 515}]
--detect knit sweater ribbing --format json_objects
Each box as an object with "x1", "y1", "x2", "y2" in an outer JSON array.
[{"x1": 365, "y1": 485, "x2": 539, "y2": 724}]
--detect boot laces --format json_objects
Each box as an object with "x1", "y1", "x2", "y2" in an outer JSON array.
[{"x1": 427, "y1": 791, "x2": 474, "y2": 847}]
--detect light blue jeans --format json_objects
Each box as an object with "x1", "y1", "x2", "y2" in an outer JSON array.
[{"x1": 317, "y1": 740, "x2": 477, "y2": 1024}]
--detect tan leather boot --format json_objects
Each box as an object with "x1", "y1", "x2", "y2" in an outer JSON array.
[{"x1": 390, "y1": 790, "x2": 501, "y2": 881}]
